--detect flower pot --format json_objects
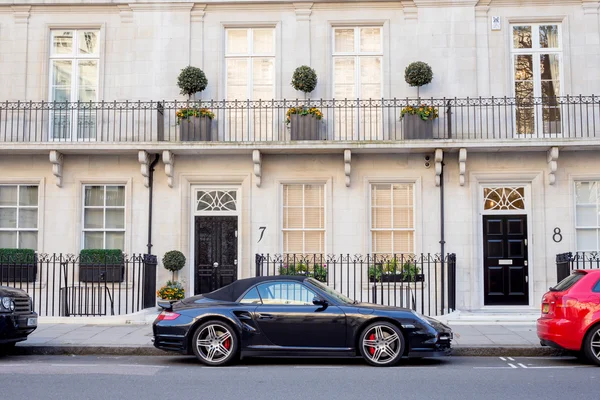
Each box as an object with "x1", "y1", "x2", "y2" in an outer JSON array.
[
  {"x1": 369, "y1": 273, "x2": 425, "y2": 283},
  {"x1": 79, "y1": 264, "x2": 125, "y2": 283},
  {"x1": 0, "y1": 262, "x2": 37, "y2": 283},
  {"x1": 290, "y1": 114, "x2": 321, "y2": 140},
  {"x1": 180, "y1": 116, "x2": 212, "y2": 141},
  {"x1": 403, "y1": 114, "x2": 434, "y2": 140}
]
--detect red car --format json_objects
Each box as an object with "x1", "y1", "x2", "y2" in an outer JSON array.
[{"x1": 537, "y1": 269, "x2": 600, "y2": 365}]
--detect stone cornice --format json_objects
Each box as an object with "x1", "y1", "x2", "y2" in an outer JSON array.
[
  {"x1": 293, "y1": 2, "x2": 312, "y2": 21},
  {"x1": 191, "y1": 4, "x2": 207, "y2": 22},
  {"x1": 12, "y1": 5, "x2": 30, "y2": 23}
]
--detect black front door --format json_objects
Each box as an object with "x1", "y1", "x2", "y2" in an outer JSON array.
[
  {"x1": 483, "y1": 215, "x2": 529, "y2": 306},
  {"x1": 195, "y1": 216, "x2": 238, "y2": 295}
]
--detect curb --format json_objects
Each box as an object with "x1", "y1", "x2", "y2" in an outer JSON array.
[{"x1": 9, "y1": 345, "x2": 570, "y2": 358}]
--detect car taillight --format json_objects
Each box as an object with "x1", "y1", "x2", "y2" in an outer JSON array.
[{"x1": 157, "y1": 311, "x2": 180, "y2": 321}]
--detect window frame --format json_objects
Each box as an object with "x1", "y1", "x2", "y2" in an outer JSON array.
[
  {"x1": 0, "y1": 184, "x2": 39, "y2": 250},
  {"x1": 369, "y1": 182, "x2": 416, "y2": 256},
  {"x1": 81, "y1": 184, "x2": 126, "y2": 250},
  {"x1": 574, "y1": 180, "x2": 600, "y2": 252},
  {"x1": 331, "y1": 26, "x2": 383, "y2": 99},
  {"x1": 254, "y1": 281, "x2": 318, "y2": 306},
  {"x1": 281, "y1": 183, "x2": 326, "y2": 255},
  {"x1": 224, "y1": 27, "x2": 276, "y2": 100}
]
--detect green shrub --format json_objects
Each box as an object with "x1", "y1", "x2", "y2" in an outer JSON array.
[
  {"x1": 291, "y1": 65, "x2": 318, "y2": 94},
  {"x1": 0, "y1": 248, "x2": 35, "y2": 263},
  {"x1": 177, "y1": 66, "x2": 208, "y2": 99},
  {"x1": 79, "y1": 249, "x2": 124, "y2": 264},
  {"x1": 278, "y1": 262, "x2": 327, "y2": 283},
  {"x1": 162, "y1": 250, "x2": 186, "y2": 272},
  {"x1": 404, "y1": 61, "x2": 433, "y2": 98}
]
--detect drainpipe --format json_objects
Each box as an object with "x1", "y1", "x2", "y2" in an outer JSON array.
[
  {"x1": 440, "y1": 160, "x2": 445, "y2": 258},
  {"x1": 147, "y1": 154, "x2": 160, "y2": 255}
]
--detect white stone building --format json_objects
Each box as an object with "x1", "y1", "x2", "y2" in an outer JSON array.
[{"x1": 1, "y1": 0, "x2": 600, "y2": 317}]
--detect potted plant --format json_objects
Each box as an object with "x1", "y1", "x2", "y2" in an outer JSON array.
[
  {"x1": 402, "y1": 61, "x2": 436, "y2": 140},
  {"x1": 162, "y1": 250, "x2": 186, "y2": 281},
  {"x1": 79, "y1": 249, "x2": 124, "y2": 283},
  {"x1": 368, "y1": 259, "x2": 424, "y2": 283},
  {"x1": 156, "y1": 280, "x2": 185, "y2": 304},
  {"x1": 278, "y1": 262, "x2": 327, "y2": 283},
  {"x1": 288, "y1": 65, "x2": 322, "y2": 140},
  {"x1": 176, "y1": 66, "x2": 213, "y2": 141},
  {"x1": 0, "y1": 248, "x2": 37, "y2": 283}
]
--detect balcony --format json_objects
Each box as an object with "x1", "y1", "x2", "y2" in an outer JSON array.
[{"x1": 1, "y1": 96, "x2": 599, "y2": 153}]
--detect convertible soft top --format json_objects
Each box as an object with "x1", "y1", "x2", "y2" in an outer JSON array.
[{"x1": 203, "y1": 275, "x2": 308, "y2": 302}]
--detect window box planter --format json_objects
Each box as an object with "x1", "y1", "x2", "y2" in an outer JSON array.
[
  {"x1": 79, "y1": 249, "x2": 125, "y2": 283},
  {"x1": 290, "y1": 114, "x2": 321, "y2": 140},
  {"x1": 403, "y1": 114, "x2": 434, "y2": 140},
  {"x1": 180, "y1": 116, "x2": 212, "y2": 141},
  {"x1": 0, "y1": 249, "x2": 37, "y2": 283},
  {"x1": 368, "y1": 273, "x2": 425, "y2": 283}
]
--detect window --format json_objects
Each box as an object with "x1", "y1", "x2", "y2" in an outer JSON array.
[
  {"x1": 575, "y1": 181, "x2": 600, "y2": 252},
  {"x1": 593, "y1": 279, "x2": 600, "y2": 293},
  {"x1": 282, "y1": 184, "x2": 325, "y2": 254},
  {"x1": 82, "y1": 185, "x2": 125, "y2": 250},
  {"x1": 511, "y1": 24, "x2": 562, "y2": 135},
  {"x1": 225, "y1": 28, "x2": 275, "y2": 140},
  {"x1": 370, "y1": 184, "x2": 414, "y2": 255},
  {"x1": 256, "y1": 281, "x2": 317, "y2": 305},
  {"x1": 49, "y1": 29, "x2": 100, "y2": 140},
  {"x1": 239, "y1": 287, "x2": 262, "y2": 304},
  {"x1": 332, "y1": 27, "x2": 382, "y2": 139},
  {"x1": 0, "y1": 185, "x2": 38, "y2": 249},
  {"x1": 552, "y1": 271, "x2": 584, "y2": 292}
]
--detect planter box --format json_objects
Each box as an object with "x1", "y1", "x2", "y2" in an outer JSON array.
[
  {"x1": 369, "y1": 273, "x2": 425, "y2": 283},
  {"x1": 0, "y1": 263, "x2": 37, "y2": 283},
  {"x1": 79, "y1": 264, "x2": 124, "y2": 283},
  {"x1": 180, "y1": 116, "x2": 212, "y2": 141},
  {"x1": 403, "y1": 114, "x2": 434, "y2": 140},
  {"x1": 290, "y1": 114, "x2": 321, "y2": 140}
]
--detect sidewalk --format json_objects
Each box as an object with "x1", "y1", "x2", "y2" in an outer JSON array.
[{"x1": 11, "y1": 319, "x2": 564, "y2": 357}]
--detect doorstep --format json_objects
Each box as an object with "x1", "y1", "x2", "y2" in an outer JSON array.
[{"x1": 434, "y1": 308, "x2": 540, "y2": 325}]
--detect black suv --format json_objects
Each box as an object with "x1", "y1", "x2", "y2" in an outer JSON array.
[{"x1": 0, "y1": 286, "x2": 37, "y2": 352}]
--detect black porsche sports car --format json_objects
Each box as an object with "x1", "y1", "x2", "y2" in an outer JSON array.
[{"x1": 153, "y1": 276, "x2": 453, "y2": 366}]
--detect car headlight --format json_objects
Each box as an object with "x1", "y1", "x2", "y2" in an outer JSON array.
[{"x1": 0, "y1": 297, "x2": 15, "y2": 312}]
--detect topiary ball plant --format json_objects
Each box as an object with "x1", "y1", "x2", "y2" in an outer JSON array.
[
  {"x1": 177, "y1": 66, "x2": 208, "y2": 100},
  {"x1": 162, "y1": 250, "x2": 186, "y2": 274},
  {"x1": 291, "y1": 65, "x2": 318, "y2": 97},
  {"x1": 404, "y1": 61, "x2": 433, "y2": 98}
]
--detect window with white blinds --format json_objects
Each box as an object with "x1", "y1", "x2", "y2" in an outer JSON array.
[
  {"x1": 82, "y1": 185, "x2": 125, "y2": 250},
  {"x1": 371, "y1": 183, "x2": 414, "y2": 256},
  {"x1": 575, "y1": 181, "x2": 600, "y2": 252},
  {"x1": 0, "y1": 185, "x2": 39, "y2": 249},
  {"x1": 282, "y1": 184, "x2": 325, "y2": 254}
]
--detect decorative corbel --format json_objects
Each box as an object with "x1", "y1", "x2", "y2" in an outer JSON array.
[
  {"x1": 547, "y1": 147, "x2": 559, "y2": 185},
  {"x1": 344, "y1": 149, "x2": 351, "y2": 187},
  {"x1": 435, "y1": 149, "x2": 443, "y2": 187},
  {"x1": 163, "y1": 150, "x2": 175, "y2": 188},
  {"x1": 459, "y1": 148, "x2": 467, "y2": 186},
  {"x1": 252, "y1": 150, "x2": 262, "y2": 187},
  {"x1": 138, "y1": 150, "x2": 150, "y2": 188},
  {"x1": 49, "y1": 150, "x2": 63, "y2": 188}
]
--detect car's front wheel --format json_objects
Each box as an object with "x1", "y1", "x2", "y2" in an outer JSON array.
[
  {"x1": 358, "y1": 321, "x2": 405, "y2": 367},
  {"x1": 191, "y1": 321, "x2": 239, "y2": 366},
  {"x1": 583, "y1": 324, "x2": 600, "y2": 366}
]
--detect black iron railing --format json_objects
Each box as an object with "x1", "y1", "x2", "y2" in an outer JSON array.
[
  {"x1": 1, "y1": 96, "x2": 599, "y2": 143},
  {"x1": 255, "y1": 253, "x2": 456, "y2": 317},
  {"x1": 0, "y1": 253, "x2": 157, "y2": 317},
  {"x1": 556, "y1": 252, "x2": 600, "y2": 283}
]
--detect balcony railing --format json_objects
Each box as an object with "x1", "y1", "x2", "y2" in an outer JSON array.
[{"x1": 1, "y1": 96, "x2": 599, "y2": 144}]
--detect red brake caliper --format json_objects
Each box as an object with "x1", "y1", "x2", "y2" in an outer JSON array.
[
  {"x1": 368, "y1": 333, "x2": 375, "y2": 355},
  {"x1": 224, "y1": 337, "x2": 231, "y2": 350}
]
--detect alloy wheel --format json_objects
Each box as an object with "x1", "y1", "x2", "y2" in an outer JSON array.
[
  {"x1": 361, "y1": 324, "x2": 402, "y2": 365},
  {"x1": 195, "y1": 324, "x2": 234, "y2": 364},
  {"x1": 590, "y1": 328, "x2": 600, "y2": 362}
]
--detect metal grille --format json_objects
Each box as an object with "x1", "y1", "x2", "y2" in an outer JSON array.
[{"x1": 13, "y1": 297, "x2": 31, "y2": 313}]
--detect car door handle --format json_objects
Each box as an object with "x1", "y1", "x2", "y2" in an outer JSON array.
[{"x1": 258, "y1": 313, "x2": 274, "y2": 320}]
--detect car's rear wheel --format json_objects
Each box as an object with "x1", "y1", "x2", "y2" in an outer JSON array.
[
  {"x1": 358, "y1": 321, "x2": 405, "y2": 367},
  {"x1": 583, "y1": 324, "x2": 600, "y2": 367},
  {"x1": 191, "y1": 321, "x2": 238, "y2": 366}
]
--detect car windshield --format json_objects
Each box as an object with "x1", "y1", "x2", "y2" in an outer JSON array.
[
  {"x1": 307, "y1": 278, "x2": 355, "y2": 304},
  {"x1": 551, "y1": 271, "x2": 585, "y2": 292}
]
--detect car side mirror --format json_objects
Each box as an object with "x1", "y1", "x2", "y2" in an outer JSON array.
[{"x1": 313, "y1": 297, "x2": 328, "y2": 307}]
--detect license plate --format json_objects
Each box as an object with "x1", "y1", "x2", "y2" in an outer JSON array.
[
  {"x1": 542, "y1": 304, "x2": 549, "y2": 314},
  {"x1": 27, "y1": 317, "x2": 37, "y2": 327}
]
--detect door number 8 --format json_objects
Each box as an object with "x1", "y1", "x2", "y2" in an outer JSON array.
[{"x1": 553, "y1": 227, "x2": 562, "y2": 243}]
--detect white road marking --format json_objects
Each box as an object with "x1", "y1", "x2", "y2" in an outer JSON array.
[
  {"x1": 50, "y1": 364, "x2": 99, "y2": 367},
  {"x1": 508, "y1": 357, "x2": 515, "y2": 361},
  {"x1": 474, "y1": 367, "x2": 516, "y2": 369},
  {"x1": 293, "y1": 366, "x2": 343, "y2": 369},
  {"x1": 507, "y1": 363, "x2": 518, "y2": 369},
  {"x1": 518, "y1": 363, "x2": 528, "y2": 368},
  {"x1": 499, "y1": 357, "x2": 506, "y2": 361}
]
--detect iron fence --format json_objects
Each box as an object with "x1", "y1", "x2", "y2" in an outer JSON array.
[
  {"x1": 0, "y1": 253, "x2": 157, "y2": 317},
  {"x1": 254, "y1": 253, "x2": 456, "y2": 317},
  {"x1": 1, "y1": 96, "x2": 599, "y2": 143},
  {"x1": 556, "y1": 252, "x2": 600, "y2": 283}
]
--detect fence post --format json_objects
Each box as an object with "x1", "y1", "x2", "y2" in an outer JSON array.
[
  {"x1": 555, "y1": 252, "x2": 573, "y2": 284},
  {"x1": 142, "y1": 254, "x2": 157, "y2": 309},
  {"x1": 255, "y1": 254, "x2": 264, "y2": 276},
  {"x1": 447, "y1": 253, "x2": 456, "y2": 312}
]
